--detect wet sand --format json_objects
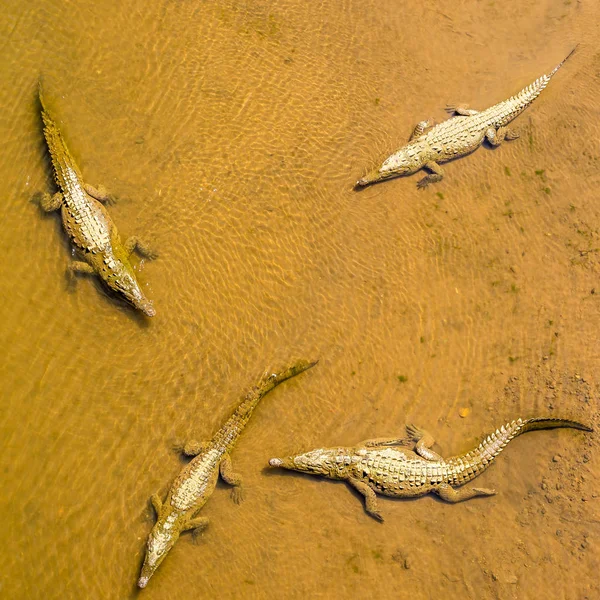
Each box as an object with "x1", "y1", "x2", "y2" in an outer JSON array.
[{"x1": 0, "y1": 0, "x2": 598, "y2": 598}]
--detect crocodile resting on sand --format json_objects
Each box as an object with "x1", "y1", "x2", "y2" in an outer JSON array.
[
  {"x1": 356, "y1": 47, "x2": 577, "y2": 189},
  {"x1": 269, "y1": 417, "x2": 592, "y2": 521},
  {"x1": 38, "y1": 83, "x2": 156, "y2": 316},
  {"x1": 138, "y1": 359, "x2": 317, "y2": 588}
]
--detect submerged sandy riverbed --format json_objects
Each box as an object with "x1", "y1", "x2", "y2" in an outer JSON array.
[{"x1": 0, "y1": 1, "x2": 598, "y2": 598}]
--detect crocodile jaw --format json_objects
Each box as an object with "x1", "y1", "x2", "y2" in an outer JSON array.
[
  {"x1": 357, "y1": 145, "x2": 424, "y2": 187},
  {"x1": 356, "y1": 163, "x2": 410, "y2": 187},
  {"x1": 134, "y1": 297, "x2": 156, "y2": 317},
  {"x1": 138, "y1": 518, "x2": 180, "y2": 588},
  {"x1": 269, "y1": 449, "x2": 343, "y2": 477},
  {"x1": 356, "y1": 168, "x2": 389, "y2": 187}
]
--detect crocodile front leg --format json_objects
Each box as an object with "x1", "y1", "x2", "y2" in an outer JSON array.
[
  {"x1": 347, "y1": 477, "x2": 384, "y2": 522},
  {"x1": 405, "y1": 424, "x2": 443, "y2": 461},
  {"x1": 416, "y1": 161, "x2": 444, "y2": 189},
  {"x1": 40, "y1": 191, "x2": 63, "y2": 211},
  {"x1": 124, "y1": 236, "x2": 158, "y2": 259},
  {"x1": 485, "y1": 127, "x2": 520, "y2": 146},
  {"x1": 434, "y1": 482, "x2": 496, "y2": 503},
  {"x1": 409, "y1": 120, "x2": 432, "y2": 141},
  {"x1": 219, "y1": 454, "x2": 244, "y2": 504},
  {"x1": 69, "y1": 261, "x2": 94, "y2": 274},
  {"x1": 84, "y1": 183, "x2": 115, "y2": 204},
  {"x1": 150, "y1": 493, "x2": 163, "y2": 516},
  {"x1": 184, "y1": 515, "x2": 210, "y2": 541},
  {"x1": 445, "y1": 104, "x2": 479, "y2": 116}
]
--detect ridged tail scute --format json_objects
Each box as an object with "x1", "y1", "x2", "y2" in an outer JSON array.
[{"x1": 447, "y1": 417, "x2": 592, "y2": 485}]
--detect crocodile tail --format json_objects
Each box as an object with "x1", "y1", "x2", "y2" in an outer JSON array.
[
  {"x1": 548, "y1": 44, "x2": 579, "y2": 78},
  {"x1": 519, "y1": 417, "x2": 592, "y2": 434},
  {"x1": 214, "y1": 359, "x2": 318, "y2": 449},
  {"x1": 446, "y1": 417, "x2": 591, "y2": 485},
  {"x1": 38, "y1": 78, "x2": 55, "y2": 128},
  {"x1": 241, "y1": 359, "x2": 318, "y2": 413},
  {"x1": 265, "y1": 359, "x2": 319, "y2": 387},
  {"x1": 37, "y1": 80, "x2": 81, "y2": 185},
  {"x1": 494, "y1": 46, "x2": 578, "y2": 128}
]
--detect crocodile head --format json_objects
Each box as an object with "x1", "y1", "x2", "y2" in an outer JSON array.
[
  {"x1": 105, "y1": 265, "x2": 156, "y2": 317},
  {"x1": 356, "y1": 144, "x2": 423, "y2": 187},
  {"x1": 269, "y1": 448, "x2": 348, "y2": 479},
  {"x1": 138, "y1": 520, "x2": 180, "y2": 588}
]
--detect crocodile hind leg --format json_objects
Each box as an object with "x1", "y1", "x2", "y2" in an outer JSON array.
[
  {"x1": 434, "y1": 482, "x2": 496, "y2": 503},
  {"x1": 409, "y1": 120, "x2": 433, "y2": 141},
  {"x1": 219, "y1": 454, "x2": 244, "y2": 504},
  {"x1": 404, "y1": 424, "x2": 443, "y2": 461},
  {"x1": 150, "y1": 493, "x2": 163, "y2": 516},
  {"x1": 485, "y1": 127, "x2": 520, "y2": 146},
  {"x1": 40, "y1": 191, "x2": 63, "y2": 211},
  {"x1": 174, "y1": 440, "x2": 210, "y2": 457},
  {"x1": 66, "y1": 261, "x2": 94, "y2": 288},
  {"x1": 445, "y1": 104, "x2": 479, "y2": 116},
  {"x1": 360, "y1": 436, "x2": 410, "y2": 448},
  {"x1": 84, "y1": 183, "x2": 116, "y2": 204},
  {"x1": 347, "y1": 477, "x2": 384, "y2": 522},
  {"x1": 124, "y1": 236, "x2": 159, "y2": 260},
  {"x1": 416, "y1": 161, "x2": 444, "y2": 189}
]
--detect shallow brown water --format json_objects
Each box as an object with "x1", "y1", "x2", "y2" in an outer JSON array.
[{"x1": 1, "y1": 1, "x2": 599, "y2": 598}]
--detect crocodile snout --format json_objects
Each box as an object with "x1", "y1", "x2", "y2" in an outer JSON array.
[
  {"x1": 135, "y1": 298, "x2": 156, "y2": 317},
  {"x1": 138, "y1": 576, "x2": 149, "y2": 589},
  {"x1": 269, "y1": 458, "x2": 283, "y2": 467}
]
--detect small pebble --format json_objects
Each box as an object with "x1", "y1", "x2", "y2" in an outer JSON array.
[
  {"x1": 459, "y1": 407, "x2": 470, "y2": 418},
  {"x1": 552, "y1": 455, "x2": 561, "y2": 463}
]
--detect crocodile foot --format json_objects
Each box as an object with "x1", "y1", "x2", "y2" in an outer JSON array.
[
  {"x1": 84, "y1": 183, "x2": 118, "y2": 205},
  {"x1": 230, "y1": 486, "x2": 244, "y2": 505},
  {"x1": 416, "y1": 161, "x2": 444, "y2": 189},
  {"x1": 125, "y1": 236, "x2": 159, "y2": 260}
]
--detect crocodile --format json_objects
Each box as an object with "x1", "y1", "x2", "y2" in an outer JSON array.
[
  {"x1": 38, "y1": 83, "x2": 156, "y2": 316},
  {"x1": 269, "y1": 417, "x2": 592, "y2": 521},
  {"x1": 356, "y1": 47, "x2": 577, "y2": 189},
  {"x1": 138, "y1": 359, "x2": 317, "y2": 588}
]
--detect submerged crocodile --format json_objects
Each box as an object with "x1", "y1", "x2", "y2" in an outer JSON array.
[
  {"x1": 38, "y1": 83, "x2": 156, "y2": 316},
  {"x1": 356, "y1": 47, "x2": 577, "y2": 189},
  {"x1": 138, "y1": 359, "x2": 317, "y2": 588},
  {"x1": 269, "y1": 417, "x2": 592, "y2": 521}
]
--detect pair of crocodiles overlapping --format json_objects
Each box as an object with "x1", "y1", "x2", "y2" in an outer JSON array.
[{"x1": 35, "y1": 49, "x2": 592, "y2": 589}]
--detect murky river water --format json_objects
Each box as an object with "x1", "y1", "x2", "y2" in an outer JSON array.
[{"x1": 1, "y1": 1, "x2": 599, "y2": 598}]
